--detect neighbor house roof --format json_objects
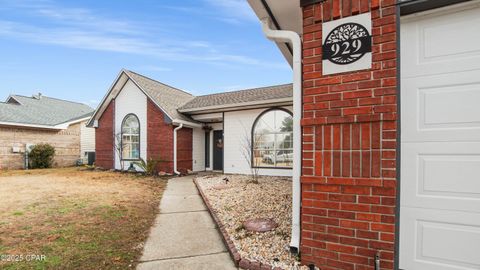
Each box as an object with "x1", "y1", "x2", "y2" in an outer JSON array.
[
  {"x1": 124, "y1": 70, "x2": 195, "y2": 122},
  {"x1": 178, "y1": 84, "x2": 293, "y2": 113},
  {"x1": 0, "y1": 94, "x2": 94, "y2": 129}
]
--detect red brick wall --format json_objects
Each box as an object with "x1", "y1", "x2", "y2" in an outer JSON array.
[
  {"x1": 301, "y1": 1, "x2": 398, "y2": 269},
  {"x1": 95, "y1": 100, "x2": 114, "y2": 169},
  {"x1": 147, "y1": 99, "x2": 192, "y2": 174},
  {"x1": 147, "y1": 99, "x2": 174, "y2": 173},
  {"x1": 177, "y1": 127, "x2": 193, "y2": 174}
]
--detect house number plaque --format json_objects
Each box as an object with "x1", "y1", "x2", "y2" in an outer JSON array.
[{"x1": 322, "y1": 13, "x2": 372, "y2": 75}]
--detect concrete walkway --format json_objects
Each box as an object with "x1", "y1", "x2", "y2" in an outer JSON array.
[{"x1": 137, "y1": 176, "x2": 237, "y2": 270}]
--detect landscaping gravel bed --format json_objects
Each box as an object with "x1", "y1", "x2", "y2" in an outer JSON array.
[{"x1": 195, "y1": 174, "x2": 304, "y2": 269}]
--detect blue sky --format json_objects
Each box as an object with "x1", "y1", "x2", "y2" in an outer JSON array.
[{"x1": 0, "y1": 0, "x2": 291, "y2": 108}]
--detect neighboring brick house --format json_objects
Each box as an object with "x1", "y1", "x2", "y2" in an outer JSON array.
[
  {"x1": 0, "y1": 94, "x2": 95, "y2": 169},
  {"x1": 88, "y1": 69, "x2": 294, "y2": 176},
  {"x1": 248, "y1": 0, "x2": 479, "y2": 270}
]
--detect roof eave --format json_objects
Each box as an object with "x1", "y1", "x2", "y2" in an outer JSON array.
[
  {"x1": 179, "y1": 97, "x2": 293, "y2": 115},
  {"x1": 247, "y1": 0, "x2": 302, "y2": 66},
  {"x1": 0, "y1": 121, "x2": 66, "y2": 130},
  {"x1": 172, "y1": 119, "x2": 202, "y2": 128},
  {"x1": 86, "y1": 69, "x2": 127, "y2": 127}
]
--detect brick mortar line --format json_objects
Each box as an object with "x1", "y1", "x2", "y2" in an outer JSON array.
[{"x1": 193, "y1": 177, "x2": 283, "y2": 270}]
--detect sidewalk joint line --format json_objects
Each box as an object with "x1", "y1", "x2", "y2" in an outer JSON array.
[
  {"x1": 138, "y1": 251, "x2": 228, "y2": 263},
  {"x1": 160, "y1": 209, "x2": 207, "y2": 214}
]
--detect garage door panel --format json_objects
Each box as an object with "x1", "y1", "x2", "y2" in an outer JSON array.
[
  {"x1": 400, "y1": 208, "x2": 480, "y2": 270},
  {"x1": 402, "y1": 70, "x2": 480, "y2": 142},
  {"x1": 401, "y1": 4, "x2": 480, "y2": 78},
  {"x1": 401, "y1": 143, "x2": 480, "y2": 213},
  {"x1": 401, "y1": 3, "x2": 480, "y2": 269}
]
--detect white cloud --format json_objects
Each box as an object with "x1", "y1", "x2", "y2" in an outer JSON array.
[
  {"x1": 203, "y1": 0, "x2": 257, "y2": 22},
  {"x1": 0, "y1": 0, "x2": 287, "y2": 69}
]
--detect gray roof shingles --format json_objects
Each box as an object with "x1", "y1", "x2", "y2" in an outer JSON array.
[
  {"x1": 125, "y1": 70, "x2": 195, "y2": 121},
  {"x1": 0, "y1": 95, "x2": 94, "y2": 127},
  {"x1": 179, "y1": 83, "x2": 293, "y2": 111}
]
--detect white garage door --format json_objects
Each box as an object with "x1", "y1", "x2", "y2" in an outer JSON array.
[{"x1": 400, "y1": 2, "x2": 480, "y2": 270}]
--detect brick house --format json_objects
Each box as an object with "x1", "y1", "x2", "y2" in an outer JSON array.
[
  {"x1": 0, "y1": 94, "x2": 95, "y2": 169},
  {"x1": 248, "y1": 0, "x2": 480, "y2": 269},
  {"x1": 88, "y1": 69, "x2": 295, "y2": 176}
]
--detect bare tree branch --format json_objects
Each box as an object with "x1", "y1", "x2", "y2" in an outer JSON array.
[
  {"x1": 114, "y1": 132, "x2": 126, "y2": 171},
  {"x1": 240, "y1": 122, "x2": 261, "y2": 184}
]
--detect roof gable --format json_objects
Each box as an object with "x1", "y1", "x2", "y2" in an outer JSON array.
[
  {"x1": 124, "y1": 71, "x2": 194, "y2": 122},
  {"x1": 88, "y1": 69, "x2": 196, "y2": 126},
  {"x1": 6, "y1": 96, "x2": 22, "y2": 105}
]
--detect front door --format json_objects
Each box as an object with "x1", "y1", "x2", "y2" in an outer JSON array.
[{"x1": 213, "y1": 130, "x2": 223, "y2": 171}]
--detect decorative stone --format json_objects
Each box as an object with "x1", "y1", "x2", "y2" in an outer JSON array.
[
  {"x1": 212, "y1": 184, "x2": 231, "y2": 190},
  {"x1": 243, "y1": 218, "x2": 277, "y2": 233}
]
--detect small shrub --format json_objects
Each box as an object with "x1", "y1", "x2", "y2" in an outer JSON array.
[
  {"x1": 133, "y1": 158, "x2": 164, "y2": 176},
  {"x1": 28, "y1": 143, "x2": 56, "y2": 169}
]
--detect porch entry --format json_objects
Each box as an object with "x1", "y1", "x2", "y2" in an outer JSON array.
[{"x1": 213, "y1": 130, "x2": 223, "y2": 171}]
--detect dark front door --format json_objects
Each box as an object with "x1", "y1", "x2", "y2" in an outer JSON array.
[{"x1": 213, "y1": 130, "x2": 223, "y2": 171}]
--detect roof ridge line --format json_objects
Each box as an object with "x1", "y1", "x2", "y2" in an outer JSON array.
[
  {"x1": 195, "y1": 83, "x2": 293, "y2": 98},
  {"x1": 12, "y1": 94, "x2": 92, "y2": 108},
  {"x1": 125, "y1": 70, "x2": 194, "y2": 97}
]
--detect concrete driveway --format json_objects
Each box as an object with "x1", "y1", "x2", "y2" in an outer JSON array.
[{"x1": 137, "y1": 176, "x2": 237, "y2": 270}]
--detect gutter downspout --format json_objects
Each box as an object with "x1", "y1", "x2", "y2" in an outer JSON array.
[
  {"x1": 261, "y1": 18, "x2": 302, "y2": 253},
  {"x1": 173, "y1": 123, "x2": 183, "y2": 175}
]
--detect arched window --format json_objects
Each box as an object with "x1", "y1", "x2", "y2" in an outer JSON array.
[
  {"x1": 252, "y1": 109, "x2": 293, "y2": 168},
  {"x1": 121, "y1": 114, "x2": 140, "y2": 160}
]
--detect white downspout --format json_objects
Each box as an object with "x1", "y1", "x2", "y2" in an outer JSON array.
[
  {"x1": 173, "y1": 123, "x2": 183, "y2": 175},
  {"x1": 261, "y1": 18, "x2": 302, "y2": 253}
]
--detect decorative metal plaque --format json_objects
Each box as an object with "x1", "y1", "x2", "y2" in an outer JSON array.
[{"x1": 322, "y1": 13, "x2": 372, "y2": 75}]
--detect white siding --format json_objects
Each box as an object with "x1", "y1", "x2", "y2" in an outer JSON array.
[
  {"x1": 192, "y1": 127, "x2": 205, "y2": 172},
  {"x1": 80, "y1": 120, "x2": 95, "y2": 158},
  {"x1": 223, "y1": 107, "x2": 293, "y2": 177},
  {"x1": 114, "y1": 79, "x2": 147, "y2": 170}
]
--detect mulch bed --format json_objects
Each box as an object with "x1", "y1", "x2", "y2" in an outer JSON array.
[{"x1": 195, "y1": 174, "x2": 308, "y2": 270}]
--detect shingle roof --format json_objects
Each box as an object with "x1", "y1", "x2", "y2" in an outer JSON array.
[
  {"x1": 0, "y1": 95, "x2": 94, "y2": 127},
  {"x1": 179, "y1": 83, "x2": 293, "y2": 111},
  {"x1": 124, "y1": 70, "x2": 195, "y2": 121}
]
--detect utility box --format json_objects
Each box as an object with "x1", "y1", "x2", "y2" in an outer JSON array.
[{"x1": 87, "y1": 152, "x2": 95, "y2": 166}]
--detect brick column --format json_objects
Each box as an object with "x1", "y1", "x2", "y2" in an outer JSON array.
[
  {"x1": 147, "y1": 99, "x2": 174, "y2": 173},
  {"x1": 301, "y1": 1, "x2": 398, "y2": 269},
  {"x1": 95, "y1": 100, "x2": 115, "y2": 169}
]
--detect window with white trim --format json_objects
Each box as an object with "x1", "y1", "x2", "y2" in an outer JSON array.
[
  {"x1": 121, "y1": 114, "x2": 140, "y2": 160},
  {"x1": 252, "y1": 109, "x2": 293, "y2": 168}
]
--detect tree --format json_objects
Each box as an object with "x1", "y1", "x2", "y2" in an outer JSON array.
[
  {"x1": 114, "y1": 132, "x2": 126, "y2": 171},
  {"x1": 240, "y1": 123, "x2": 261, "y2": 184}
]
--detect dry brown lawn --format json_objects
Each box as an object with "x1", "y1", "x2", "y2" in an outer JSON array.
[{"x1": 0, "y1": 167, "x2": 167, "y2": 270}]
